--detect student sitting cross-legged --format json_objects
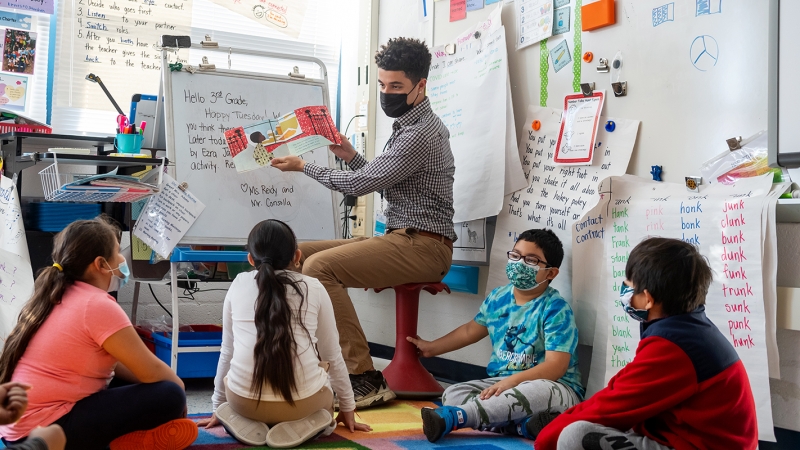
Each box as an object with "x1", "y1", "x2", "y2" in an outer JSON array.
[
  {"x1": 408, "y1": 229, "x2": 584, "y2": 442},
  {"x1": 535, "y1": 237, "x2": 758, "y2": 450},
  {"x1": 197, "y1": 220, "x2": 371, "y2": 448},
  {"x1": 0, "y1": 217, "x2": 197, "y2": 450}
]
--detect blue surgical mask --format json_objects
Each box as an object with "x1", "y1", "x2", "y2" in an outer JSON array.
[
  {"x1": 506, "y1": 260, "x2": 541, "y2": 291},
  {"x1": 620, "y1": 283, "x2": 648, "y2": 322},
  {"x1": 106, "y1": 261, "x2": 131, "y2": 292}
]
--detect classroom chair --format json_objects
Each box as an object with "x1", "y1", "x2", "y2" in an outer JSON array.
[{"x1": 371, "y1": 282, "x2": 451, "y2": 398}]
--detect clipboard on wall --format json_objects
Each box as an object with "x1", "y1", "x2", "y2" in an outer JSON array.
[{"x1": 130, "y1": 94, "x2": 166, "y2": 150}]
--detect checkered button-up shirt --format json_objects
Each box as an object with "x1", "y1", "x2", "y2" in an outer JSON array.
[{"x1": 303, "y1": 97, "x2": 457, "y2": 241}]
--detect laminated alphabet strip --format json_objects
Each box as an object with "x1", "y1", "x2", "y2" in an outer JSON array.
[{"x1": 574, "y1": 173, "x2": 777, "y2": 441}]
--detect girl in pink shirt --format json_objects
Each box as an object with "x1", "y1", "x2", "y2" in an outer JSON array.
[{"x1": 0, "y1": 217, "x2": 198, "y2": 450}]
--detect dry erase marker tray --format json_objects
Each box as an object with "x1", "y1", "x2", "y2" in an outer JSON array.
[{"x1": 38, "y1": 154, "x2": 165, "y2": 203}]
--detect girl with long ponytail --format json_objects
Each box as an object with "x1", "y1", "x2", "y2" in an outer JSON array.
[
  {"x1": 0, "y1": 217, "x2": 197, "y2": 450},
  {"x1": 198, "y1": 219, "x2": 371, "y2": 447}
]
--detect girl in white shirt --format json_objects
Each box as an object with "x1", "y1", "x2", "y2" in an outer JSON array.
[{"x1": 197, "y1": 220, "x2": 371, "y2": 447}]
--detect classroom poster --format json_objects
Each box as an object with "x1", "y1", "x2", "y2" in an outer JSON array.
[
  {"x1": 574, "y1": 174, "x2": 779, "y2": 441},
  {"x1": 0, "y1": 73, "x2": 27, "y2": 111},
  {"x1": 485, "y1": 106, "x2": 638, "y2": 333},
  {"x1": 132, "y1": 174, "x2": 206, "y2": 259},
  {"x1": 206, "y1": 0, "x2": 308, "y2": 38},
  {"x1": 428, "y1": 10, "x2": 508, "y2": 222},
  {"x1": 0, "y1": 12, "x2": 33, "y2": 30},
  {"x1": 515, "y1": 0, "x2": 553, "y2": 50},
  {"x1": 0, "y1": 175, "x2": 34, "y2": 342},
  {"x1": 55, "y1": 0, "x2": 192, "y2": 112},
  {"x1": 0, "y1": 0, "x2": 52, "y2": 14},
  {"x1": 2, "y1": 29, "x2": 35, "y2": 75}
]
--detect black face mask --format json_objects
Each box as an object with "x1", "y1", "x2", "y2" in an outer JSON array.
[{"x1": 380, "y1": 82, "x2": 421, "y2": 118}]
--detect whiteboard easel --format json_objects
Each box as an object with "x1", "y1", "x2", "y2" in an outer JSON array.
[{"x1": 156, "y1": 39, "x2": 340, "y2": 244}]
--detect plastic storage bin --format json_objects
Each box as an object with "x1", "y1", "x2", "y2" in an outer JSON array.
[{"x1": 152, "y1": 326, "x2": 222, "y2": 378}]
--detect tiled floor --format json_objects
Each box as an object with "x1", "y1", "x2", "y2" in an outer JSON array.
[{"x1": 186, "y1": 357, "x2": 404, "y2": 414}]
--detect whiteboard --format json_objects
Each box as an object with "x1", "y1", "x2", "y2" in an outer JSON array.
[{"x1": 164, "y1": 69, "x2": 339, "y2": 244}]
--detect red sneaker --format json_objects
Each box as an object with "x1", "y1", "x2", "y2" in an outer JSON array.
[{"x1": 109, "y1": 418, "x2": 198, "y2": 450}]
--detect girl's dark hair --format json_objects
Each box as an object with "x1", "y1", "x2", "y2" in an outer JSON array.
[
  {"x1": 0, "y1": 216, "x2": 121, "y2": 383},
  {"x1": 625, "y1": 237, "x2": 713, "y2": 316},
  {"x1": 247, "y1": 219, "x2": 311, "y2": 405}
]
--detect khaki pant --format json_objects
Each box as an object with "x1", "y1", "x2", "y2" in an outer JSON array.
[
  {"x1": 299, "y1": 228, "x2": 452, "y2": 374},
  {"x1": 224, "y1": 377, "x2": 334, "y2": 427}
]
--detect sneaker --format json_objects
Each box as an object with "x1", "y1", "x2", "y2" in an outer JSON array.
[
  {"x1": 265, "y1": 409, "x2": 333, "y2": 448},
  {"x1": 421, "y1": 406, "x2": 467, "y2": 443},
  {"x1": 349, "y1": 370, "x2": 396, "y2": 409},
  {"x1": 109, "y1": 418, "x2": 198, "y2": 450},
  {"x1": 215, "y1": 402, "x2": 269, "y2": 445},
  {"x1": 519, "y1": 411, "x2": 561, "y2": 439}
]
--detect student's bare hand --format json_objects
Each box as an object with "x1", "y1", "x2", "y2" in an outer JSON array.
[
  {"x1": 336, "y1": 410, "x2": 372, "y2": 432},
  {"x1": 479, "y1": 379, "x2": 518, "y2": 400},
  {"x1": 329, "y1": 133, "x2": 357, "y2": 162},
  {"x1": 271, "y1": 156, "x2": 306, "y2": 172},
  {"x1": 196, "y1": 413, "x2": 220, "y2": 429},
  {"x1": 406, "y1": 335, "x2": 436, "y2": 358},
  {"x1": 0, "y1": 382, "x2": 31, "y2": 424}
]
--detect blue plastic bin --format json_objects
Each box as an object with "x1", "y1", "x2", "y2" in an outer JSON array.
[{"x1": 152, "y1": 330, "x2": 222, "y2": 378}]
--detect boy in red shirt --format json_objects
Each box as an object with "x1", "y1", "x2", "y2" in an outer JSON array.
[{"x1": 536, "y1": 237, "x2": 758, "y2": 450}]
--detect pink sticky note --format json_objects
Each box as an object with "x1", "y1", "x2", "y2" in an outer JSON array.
[{"x1": 450, "y1": 0, "x2": 467, "y2": 21}]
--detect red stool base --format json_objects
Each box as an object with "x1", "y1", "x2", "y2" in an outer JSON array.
[{"x1": 373, "y1": 282, "x2": 450, "y2": 398}]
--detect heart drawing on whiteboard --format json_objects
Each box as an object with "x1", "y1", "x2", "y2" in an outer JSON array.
[
  {"x1": 6, "y1": 86, "x2": 24, "y2": 102},
  {"x1": 240, "y1": 183, "x2": 248, "y2": 193}
]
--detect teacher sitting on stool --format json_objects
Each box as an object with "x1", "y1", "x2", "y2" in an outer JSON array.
[{"x1": 271, "y1": 37, "x2": 456, "y2": 409}]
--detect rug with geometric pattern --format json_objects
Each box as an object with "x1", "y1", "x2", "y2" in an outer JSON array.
[{"x1": 187, "y1": 400, "x2": 536, "y2": 449}]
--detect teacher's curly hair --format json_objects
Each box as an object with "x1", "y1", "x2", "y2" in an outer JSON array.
[{"x1": 374, "y1": 37, "x2": 432, "y2": 85}]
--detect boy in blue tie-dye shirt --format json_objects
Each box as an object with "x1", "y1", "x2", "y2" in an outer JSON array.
[{"x1": 408, "y1": 229, "x2": 583, "y2": 442}]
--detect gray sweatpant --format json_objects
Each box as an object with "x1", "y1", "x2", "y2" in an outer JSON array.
[
  {"x1": 557, "y1": 421, "x2": 674, "y2": 450},
  {"x1": 441, "y1": 377, "x2": 580, "y2": 430}
]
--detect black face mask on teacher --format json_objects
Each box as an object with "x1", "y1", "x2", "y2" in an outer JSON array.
[{"x1": 380, "y1": 82, "x2": 421, "y2": 118}]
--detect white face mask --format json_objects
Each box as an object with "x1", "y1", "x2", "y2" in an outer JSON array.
[{"x1": 105, "y1": 261, "x2": 130, "y2": 292}]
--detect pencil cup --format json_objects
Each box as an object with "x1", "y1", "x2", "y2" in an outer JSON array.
[{"x1": 115, "y1": 133, "x2": 144, "y2": 154}]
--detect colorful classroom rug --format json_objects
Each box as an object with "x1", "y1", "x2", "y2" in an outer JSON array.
[{"x1": 188, "y1": 400, "x2": 536, "y2": 449}]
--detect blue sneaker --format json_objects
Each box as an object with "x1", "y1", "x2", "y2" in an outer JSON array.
[
  {"x1": 518, "y1": 411, "x2": 561, "y2": 440},
  {"x1": 421, "y1": 406, "x2": 468, "y2": 443}
]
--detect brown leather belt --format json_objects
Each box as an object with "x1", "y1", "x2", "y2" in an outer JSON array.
[{"x1": 389, "y1": 228, "x2": 453, "y2": 249}]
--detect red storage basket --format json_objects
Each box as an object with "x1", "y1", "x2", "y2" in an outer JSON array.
[{"x1": 0, "y1": 123, "x2": 52, "y2": 134}]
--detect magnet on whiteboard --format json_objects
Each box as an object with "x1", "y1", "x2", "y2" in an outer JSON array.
[
  {"x1": 685, "y1": 176, "x2": 702, "y2": 193},
  {"x1": 583, "y1": 52, "x2": 593, "y2": 62},
  {"x1": 650, "y1": 165, "x2": 662, "y2": 182},
  {"x1": 611, "y1": 81, "x2": 627, "y2": 97},
  {"x1": 596, "y1": 58, "x2": 610, "y2": 73},
  {"x1": 178, "y1": 182, "x2": 189, "y2": 192},
  {"x1": 612, "y1": 59, "x2": 622, "y2": 69},
  {"x1": 604, "y1": 121, "x2": 616, "y2": 132},
  {"x1": 532, "y1": 120, "x2": 541, "y2": 131}
]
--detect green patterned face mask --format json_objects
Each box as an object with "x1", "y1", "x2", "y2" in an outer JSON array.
[{"x1": 506, "y1": 259, "x2": 541, "y2": 291}]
